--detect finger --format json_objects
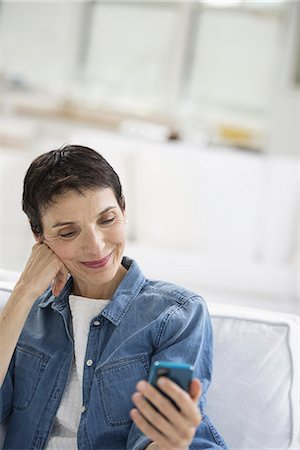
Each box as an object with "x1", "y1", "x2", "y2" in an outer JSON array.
[
  {"x1": 136, "y1": 381, "x2": 183, "y2": 427},
  {"x1": 157, "y1": 378, "x2": 202, "y2": 427},
  {"x1": 136, "y1": 380, "x2": 199, "y2": 441},
  {"x1": 189, "y1": 378, "x2": 202, "y2": 404},
  {"x1": 130, "y1": 408, "x2": 174, "y2": 450},
  {"x1": 131, "y1": 393, "x2": 179, "y2": 445}
]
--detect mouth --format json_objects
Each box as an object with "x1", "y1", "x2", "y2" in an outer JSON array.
[{"x1": 81, "y1": 251, "x2": 113, "y2": 269}]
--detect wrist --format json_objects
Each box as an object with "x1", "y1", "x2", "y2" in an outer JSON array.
[{"x1": 13, "y1": 280, "x2": 40, "y2": 306}]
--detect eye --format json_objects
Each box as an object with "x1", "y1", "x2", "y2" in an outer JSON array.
[
  {"x1": 60, "y1": 231, "x2": 76, "y2": 238},
  {"x1": 101, "y1": 217, "x2": 115, "y2": 225}
]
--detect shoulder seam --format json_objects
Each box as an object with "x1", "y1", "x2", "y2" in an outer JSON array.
[{"x1": 146, "y1": 285, "x2": 200, "y2": 304}]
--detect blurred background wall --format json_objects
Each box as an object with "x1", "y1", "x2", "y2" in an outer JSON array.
[{"x1": 0, "y1": 0, "x2": 299, "y2": 314}]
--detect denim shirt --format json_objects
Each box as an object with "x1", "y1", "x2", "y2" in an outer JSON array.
[{"x1": 0, "y1": 256, "x2": 228, "y2": 450}]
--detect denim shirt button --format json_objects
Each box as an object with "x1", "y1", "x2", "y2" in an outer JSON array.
[
  {"x1": 81, "y1": 405, "x2": 86, "y2": 413},
  {"x1": 86, "y1": 359, "x2": 94, "y2": 367},
  {"x1": 93, "y1": 320, "x2": 100, "y2": 326}
]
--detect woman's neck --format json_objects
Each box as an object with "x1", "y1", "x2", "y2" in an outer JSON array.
[{"x1": 71, "y1": 265, "x2": 128, "y2": 299}]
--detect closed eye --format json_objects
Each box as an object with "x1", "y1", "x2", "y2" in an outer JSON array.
[
  {"x1": 60, "y1": 231, "x2": 76, "y2": 238},
  {"x1": 102, "y1": 218, "x2": 115, "y2": 225}
]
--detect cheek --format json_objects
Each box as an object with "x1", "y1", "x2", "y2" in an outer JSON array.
[
  {"x1": 115, "y1": 230, "x2": 126, "y2": 246},
  {"x1": 49, "y1": 241, "x2": 76, "y2": 262},
  {"x1": 106, "y1": 227, "x2": 126, "y2": 244},
  {"x1": 57, "y1": 249, "x2": 74, "y2": 262},
  {"x1": 116, "y1": 226, "x2": 126, "y2": 241}
]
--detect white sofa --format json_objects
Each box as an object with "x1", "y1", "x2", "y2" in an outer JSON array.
[
  {"x1": 206, "y1": 304, "x2": 300, "y2": 449},
  {"x1": 1, "y1": 274, "x2": 299, "y2": 449}
]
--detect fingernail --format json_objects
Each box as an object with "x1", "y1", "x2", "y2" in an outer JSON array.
[
  {"x1": 130, "y1": 408, "x2": 138, "y2": 419},
  {"x1": 157, "y1": 377, "x2": 166, "y2": 387},
  {"x1": 137, "y1": 380, "x2": 147, "y2": 391},
  {"x1": 132, "y1": 392, "x2": 142, "y2": 401}
]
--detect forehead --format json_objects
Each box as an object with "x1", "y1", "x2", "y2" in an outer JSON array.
[{"x1": 41, "y1": 188, "x2": 118, "y2": 225}]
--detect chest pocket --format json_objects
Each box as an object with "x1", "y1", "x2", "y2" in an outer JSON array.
[
  {"x1": 95, "y1": 354, "x2": 149, "y2": 427},
  {"x1": 13, "y1": 344, "x2": 50, "y2": 411}
]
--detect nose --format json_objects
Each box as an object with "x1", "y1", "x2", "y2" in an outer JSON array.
[{"x1": 82, "y1": 227, "x2": 105, "y2": 255}]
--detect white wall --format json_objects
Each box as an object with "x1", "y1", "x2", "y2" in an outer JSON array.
[
  {"x1": 267, "y1": 2, "x2": 300, "y2": 156},
  {"x1": 1, "y1": 1, "x2": 297, "y2": 154}
]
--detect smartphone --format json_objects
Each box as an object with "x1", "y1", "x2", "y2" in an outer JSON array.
[{"x1": 149, "y1": 361, "x2": 194, "y2": 393}]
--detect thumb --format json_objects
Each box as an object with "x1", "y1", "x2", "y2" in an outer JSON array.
[{"x1": 189, "y1": 378, "x2": 202, "y2": 404}]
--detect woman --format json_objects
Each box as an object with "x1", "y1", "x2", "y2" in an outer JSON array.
[{"x1": 0, "y1": 145, "x2": 227, "y2": 449}]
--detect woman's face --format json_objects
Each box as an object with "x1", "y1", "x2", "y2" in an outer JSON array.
[{"x1": 40, "y1": 188, "x2": 127, "y2": 298}]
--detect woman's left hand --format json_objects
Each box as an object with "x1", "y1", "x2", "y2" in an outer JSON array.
[{"x1": 130, "y1": 377, "x2": 202, "y2": 450}]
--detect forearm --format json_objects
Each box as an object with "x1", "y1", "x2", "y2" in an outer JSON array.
[{"x1": 0, "y1": 283, "x2": 36, "y2": 387}]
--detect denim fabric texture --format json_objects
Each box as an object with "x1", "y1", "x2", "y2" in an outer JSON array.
[{"x1": 0, "y1": 256, "x2": 228, "y2": 449}]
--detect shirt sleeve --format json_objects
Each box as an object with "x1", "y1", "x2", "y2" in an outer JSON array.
[
  {"x1": 127, "y1": 295, "x2": 228, "y2": 450},
  {"x1": 0, "y1": 353, "x2": 14, "y2": 424}
]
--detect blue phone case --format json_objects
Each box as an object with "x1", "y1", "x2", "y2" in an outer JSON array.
[{"x1": 149, "y1": 361, "x2": 194, "y2": 392}]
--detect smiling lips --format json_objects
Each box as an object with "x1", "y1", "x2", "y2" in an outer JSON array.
[{"x1": 81, "y1": 252, "x2": 112, "y2": 269}]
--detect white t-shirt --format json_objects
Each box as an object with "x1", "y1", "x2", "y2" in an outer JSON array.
[{"x1": 46, "y1": 295, "x2": 110, "y2": 450}]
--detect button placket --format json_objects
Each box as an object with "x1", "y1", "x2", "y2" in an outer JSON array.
[
  {"x1": 85, "y1": 322, "x2": 100, "y2": 369},
  {"x1": 82, "y1": 317, "x2": 102, "y2": 420}
]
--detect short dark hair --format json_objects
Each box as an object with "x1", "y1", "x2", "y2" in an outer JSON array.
[{"x1": 22, "y1": 145, "x2": 125, "y2": 236}]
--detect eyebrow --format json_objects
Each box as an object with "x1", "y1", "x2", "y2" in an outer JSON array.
[{"x1": 51, "y1": 206, "x2": 117, "y2": 228}]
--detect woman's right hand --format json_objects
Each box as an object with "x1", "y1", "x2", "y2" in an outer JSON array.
[
  {"x1": 0, "y1": 242, "x2": 68, "y2": 387},
  {"x1": 16, "y1": 242, "x2": 69, "y2": 301}
]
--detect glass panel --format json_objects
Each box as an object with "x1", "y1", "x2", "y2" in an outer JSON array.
[
  {"x1": 84, "y1": 3, "x2": 178, "y2": 113},
  {"x1": 189, "y1": 9, "x2": 283, "y2": 114},
  {"x1": 0, "y1": 2, "x2": 82, "y2": 93},
  {"x1": 182, "y1": 7, "x2": 286, "y2": 146}
]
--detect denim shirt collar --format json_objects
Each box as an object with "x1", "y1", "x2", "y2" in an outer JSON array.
[{"x1": 38, "y1": 256, "x2": 146, "y2": 326}]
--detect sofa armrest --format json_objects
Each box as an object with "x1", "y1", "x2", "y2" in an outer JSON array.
[{"x1": 206, "y1": 303, "x2": 300, "y2": 449}]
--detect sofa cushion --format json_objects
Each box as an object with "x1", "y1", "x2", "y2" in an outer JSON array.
[
  {"x1": 0, "y1": 282, "x2": 15, "y2": 311},
  {"x1": 0, "y1": 270, "x2": 20, "y2": 283},
  {"x1": 0, "y1": 270, "x2": 19, "y2": 311},
  {"x1": 206, "y1": 304, "x2": 300, "y2": 449}
]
